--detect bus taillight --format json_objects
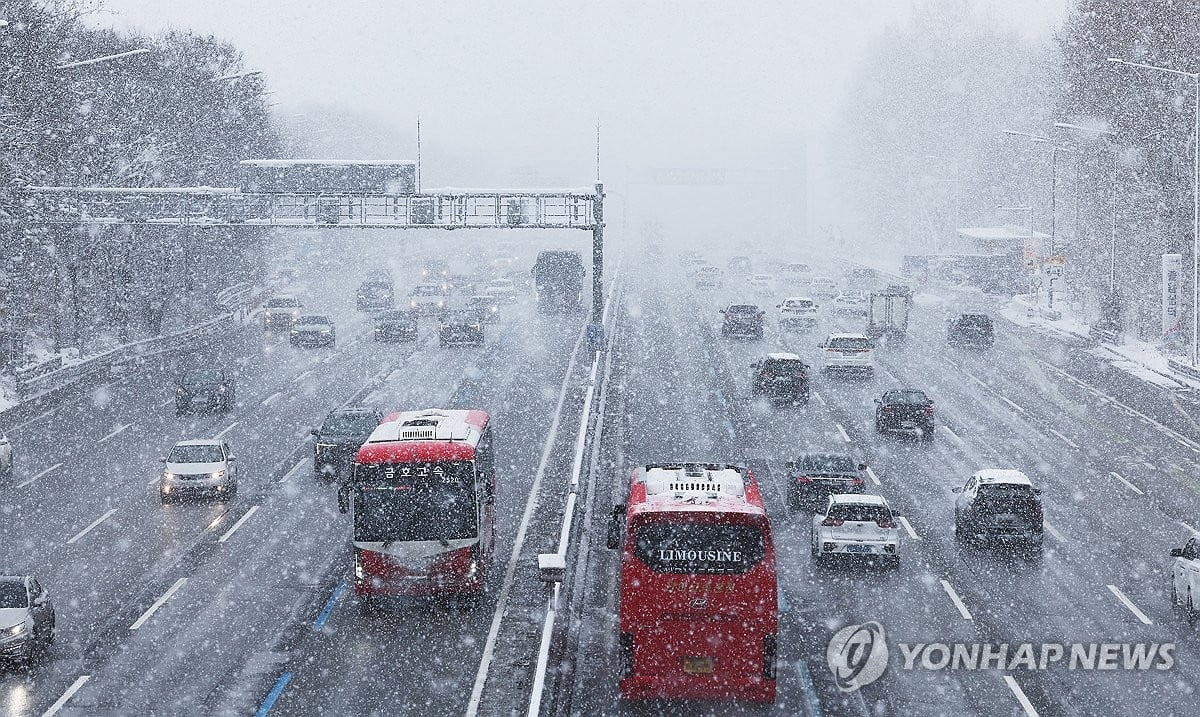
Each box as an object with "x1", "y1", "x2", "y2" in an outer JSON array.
[
  {"x1": 619, "y1": 632, "x2": 635, "y2": 677},
  {"x1": 763, "y1": 633, "x2": 778, "y2": 680}
]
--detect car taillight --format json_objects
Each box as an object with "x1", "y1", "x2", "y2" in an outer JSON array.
[
  {"x1": 821, "y1": 518, "x2": 843, "y2": 527},
  {"x1": 763, "y1": 633, "x2": 778, "y2": 680},
  {"x1": 877, "y1": 519, "x2": 897, "y2": 529},
  {"x1": 881, "y1": 406, "x2": 893, "y2": 414},
  {"x1": 794, "y1": 475, "x2": 812, "y2": 483},
  {"x1": 925, "y1": 406, "x2": 934, "y2": 415},
  {"x1": 619, "y1": 632, "x2": 635, "y2": 677},
  {"x1": 851, "y1": 478, "x2": 864, "y2": 486}
]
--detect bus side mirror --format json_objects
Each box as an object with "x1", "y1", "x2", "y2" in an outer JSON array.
[
  {"x1": 606, "y1": 505, "x2": 625, "y2": 550},
  {"x1": 1171, "y1": 548, "x2": 1184, "y2": 558},
  {"x1": 337, "y1": 485, "x2": 349, "y2": 513}
]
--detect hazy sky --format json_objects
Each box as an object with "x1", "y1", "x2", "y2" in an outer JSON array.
[{"x1": 89, "y1": 0, "x2": 1069, "y2": 238}]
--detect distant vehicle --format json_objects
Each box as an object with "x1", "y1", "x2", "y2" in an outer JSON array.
[
  {"x1": 175, "y1": 368, "x2": 235, "y2": 416},
  {"x1": 777, "y1": 297, "x2": 819, "y2": 331},
  {"x1": 421, "y1": 259, "x2": 449, "y2": 281},
  {"x1": 721, "y1": 304, "x2": 765, "y2": 339},
  {"x1": 606, "y1": 463, "x2": 777, "y2": 704},
  {"x1": 445, "y1": 274, "x2": 478, "y2": 294},
  {"x1": 818, "y1": 333, "x2": 875, "y2": 376},
  {"x1": 438, "y1": 309, "x2": 485, "y2": 347},
  {"x1": 311, "y1": 407, "x2": 383, "y2": 481},
  {"x1": 339, "y1": 409, "x2": 497, "y2": 600},
  {"x1": 1170, "y1": 535, "x2": 1200, "y2": 622},
  {"x1": 238, "y1": 159, "x2": 416, "y2": 194},
  {"x1": 695, "y1": 265, "x2": 723, "y2": 289},
  {"x1": 947, "y1": 313, "x2": 994, "y2": 349},
  {"x1": 866, "y1": 289, "x2": 912, "y2": 342},
  {"x1": 160, "y1": 439, "x2": 238, "y2": 502},
  {"x1": 274, "y1": 265, "x2": 300, "y2": 284},
  {"x1": 0, "y1": 575, "x2": 54, "y2": 668},
  {"x1": 728, "y1": 255, "x2": 753, "y2": 274},
  {"x1": 532, "y1": 250, "x2": 586, "y2": 314},
  {"x1": 845, "y1": 266, "x2": 878, "y2": 289},
  {"x1": 262, "y1": 295, "x2": 303, "y2": 331},
  {"x1": 408, "y1": 282, "x2": 448, "y2": 315},
  {"x1": 483, "y1": 278, "x2": 518, "y2": 304},
  {"x1": 953, "y1": 470, "x2": 1043, "y2": 550},
  {"x1": 683, "y1": 258, "x2": 709, "y2": 277},
  {"x1": 784, "y1": 452, "x2": 866, "y2": 510},
  {"x1": 751, "y1": 353, "x2": 810, "y2": 405},
  {"x1": 468, "y1": 295, "x2": 501, "y2": 324},
  {"x1": 373, "y1": 309, "x2": 418, "y2": 343},
  {"x1": 811, "y1": 494, "x2": 900, "y2": 569},
  {"x1": 290, "y1": 314, "x2": 336, "y2": 347},
  {"x1": 748, "y1": 273, "x2": 776, "y2": 296},
  {"x1": 809, "y1": 276, "x2": 838, "y2": 299},
  {"x1": 833, "y1": 292, "x2": 869, "y2": 317},
  {"x1": 356, "y1": 276, "x2": 395, "y2": 312},
  {"x1": 884, "y1": 283, "x2": 914, "y2": 299},
  {"x1": 875, "y1": 388, "x2": 934, "y2": 440},
  {"x1": 781, "y1": 262, "x2": 812, "y2": 285},
  {"x1": 0, "y1": 433, "x2": 12, "y2": 481}
]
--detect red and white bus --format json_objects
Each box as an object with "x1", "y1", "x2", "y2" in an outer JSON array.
[
  {"x1": 338, "y1": 409, "x2": 497, "y2": 598},
  {"x1": 606, "y1": 463, "x2": 778, "y2": 703}
]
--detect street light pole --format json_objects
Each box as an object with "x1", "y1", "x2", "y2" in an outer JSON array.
[
  {"x1": 1108, "y1": 58, "x2": 1200, "y2": 364},
  {"x1": 1003, "y1": 129, "x2": 1071, "y2": 308}
]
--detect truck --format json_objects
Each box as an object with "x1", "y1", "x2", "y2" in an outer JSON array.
[
  {"x1": 532, "y1": 250, "x2": 585, "y2": 314},
  {"x1": 866, "y1": 289, "x2": 911, "y2": 344}
]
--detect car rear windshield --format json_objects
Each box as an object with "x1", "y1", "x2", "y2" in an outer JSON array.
[
  {"x1": 884, "y1": 390, "x2": 928, "y2": 405},
  {"x1": 727, "y1": 305, "x2": 759, "y2": 314},
  {"x1": 322, "y1": 413, "x2": 378, "y2": 435},
  {"x1": 783, "y1": 300, "x2": 814, "y2": 309},
  {"x1": 796, "y1": 454, "x2": 857, "y2": 474},
  {"x1": 169, "y1": 444, "x2": 224, "y2": 463},
  {"x1": 828, "y1": 337, "x2": 872, "y2": 350},
  {"x1": 633, "y1": 523, "x2": 765, "y2": 575},
  {"x1": 764, "y1": 359, "x2": 806, "y2": 375},
  {"x1": 0, "y1": 581, "x2": 27, "y2": 608},
  {"x1": 827, "y1": 504, "x2": 891, "y2": 523},
  {"x1": 298, "y1": 315, "x2": 330, "y2": 325},
  {"x1": 377, "y1": 310, "x2": 413, "y2": 321},
  {"x1": 181, "y1": 369, "x2": 222, "y2": 384},
  {"x1": 265, "y1": 298, "x2": 298, "y2": 308},
  {"x1": 958, "y1": 315, "x2": 993, "y2": 330}
]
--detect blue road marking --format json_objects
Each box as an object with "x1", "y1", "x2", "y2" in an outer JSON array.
[
  {"x1": 795, "y1": 660, "x2": 824, "y2": 717},
  {"x1": 313, "y1": 581, "x2": 348, "y2": 629},
  {"x1": 255, "y1": 671, "x2": 293, "y2": 717}
]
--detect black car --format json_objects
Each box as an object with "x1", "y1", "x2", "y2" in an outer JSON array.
[
  {"x1": 175, "y1": 368, "x2": 235, "y2": 415},
  {"x1": 875, "y1": 388, "x2": 934, "y2": 439},
  {"x1": 721, "y1": 304, "x2": 765, "y2": 339},
  {"x1": 290, "y1": 315, "x2": 337, "y2": 347},
  {"x1": 953, "y1": 470, "x2": 1043, "y2": 551},
  {"x1": 311, "y1": 407, "x2": 384, "y2": 481},
  {"x1": 374, "y1": 309, "x2": 418, "y2": 343},
  {"x1": 948, "y1": 313, "x2": 994, "y2": 349},
  {"x1": 785, "y1": 453, "x2": 867, "y2": 510},
  {"x1": 0, "y1": 575, "x2": 55, "y2": 668},
  {"x1": 468, "y1": 295, "x2": 501, "y2": 324},
  {"x1": 439, "y1": 309, "x2": 485, "y2": 347},
  {"x1": 751, "y1": 353, "x2": 810, "y2": 405}
]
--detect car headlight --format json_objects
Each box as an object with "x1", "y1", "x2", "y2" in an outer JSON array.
[
  {"x1": 316, "y1": 442, "x2": 337, "y2": 450},
  {"x1": 163, "y1": 472, "x2": 176, "y2": 480},
  {"x1": 211, "y1": 470, "x2": 225, "y2": 480},
  {"x1": 6, "y1": 623, "x2": 27, "y2": 637},
  {"x1": 265, "y1": 312, "x2": 273, "y2": 319},
  {"x1": 319, "y1": 328, "x2": 331, "y2": 333},
  {"x1": 437, "y1": 301, "x2": 444, "y2": 307}
]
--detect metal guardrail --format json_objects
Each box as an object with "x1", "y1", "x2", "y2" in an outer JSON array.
[
  {"x1": 1088, "y1": 325, "x2": 1119, "y2": 345},
  {"x1": 1168, "y1": 358, "x2": 1200, "y2": 383},
  {"x1": 214, "y1": 282, "x2": 254, "y2": 312}
]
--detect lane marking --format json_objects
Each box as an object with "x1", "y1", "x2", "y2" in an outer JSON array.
[
  {"x1": 836, "y1": 423, "x2": 851, "y2": 443},
  {"x1": 279, "y1": 457, "x2": 308, "y2": 483},
  {"x1": 1048, "y1": 428, "x2": 1080, "y2": 449},
  {"x1": 129, "y1": 577, "x2": 187, "y2": 630},
  {"x1": 158, "y1": 397, "x2": 175, "y2": 407},
  {"x1": 218, "y1": 505, "x2": 259, "y2": 543},
  {"x1": 1110, "y1": 471, "x2": 1145, "y2": 497},
  {"x1": 17, "y1": 461, "x2": 63, "y2": 489},
  {"x1": 255, "y1": 672, "x2": 293, "y2": 717},
  {"x1": 42, "y1": 675, "x2": 90, "y2": 717},
  {"x1": 313, "y1": 582, "x2": 348, "y2": 629},
  {"x1": 898, "y1": 516, "x2": 920, "y2": 540},
  {"x1": 213, "y1": 422, "x2": 239, "y2": 440},
  {"x1": 1044, "y1": 523, "x2": 1066, "y2": 543},
  {"x1": 1000, "y1": 396, "x2": 1026, "y2": 413},
  {"x1": 293, "y1": 369, "x2": 313, "y2": 383},
  {"x1": 66, "y1": 508, "x2": 118, "y2": 545},
  {"x1": 813, "y1": 391, "x2": 827, "y2": 406},
  {"x1": 262, "y1": 390, "x2": 283, "y2": 406},
  {"x1": 98, "y1": 422, "x2": 132, "y2": 444},
  {"x1": 1003, "y1": 675, "x2": 1040, "y2": 717},
  {"x1": 966, "y1": 372, "x2": 989, "y2": 389},
  {"x1": 940, "y1": 424, "x2": 965, "y2": 447},
  {"x1": 940, "y1": 579, "x2": 973, "y2": 620},
  {"x1": 1107, "y1": 584, "x2": 1153, "y2": 625},
  {"x1": 1180, "y1": 521, "x2": 1200, "y2": 536},
  {"x1": 865, "y1": 466, "x2": 880, "y2": 486},
  {"x1": 795, "y1": 660, "x2": 825, "y2": 717}
]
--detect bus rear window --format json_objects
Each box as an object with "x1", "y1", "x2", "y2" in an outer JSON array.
[{"x1": 633, "y1": 523, "x2": 765, "y2": 574}]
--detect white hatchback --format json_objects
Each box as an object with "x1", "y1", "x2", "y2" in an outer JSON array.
[
  {"x1": 160, "y1": 439, "x2": 238, "y2": 503},
  {"x1": 819, "y1": 333, "x2": 875, "y2": 375},
  {"x1": 778, "y1": 297, "x2": 818, "y2": 331},
  {"x1": 483, "y1": 279, "x2": 518, "y2": 304},
  {"x1": 811, "y1": 494, "x2": 900, "y2": 568}
]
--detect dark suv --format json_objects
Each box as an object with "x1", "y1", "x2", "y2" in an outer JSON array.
[
  {"x1": 374, "y1": 309, "x2": 418, "y2": 343},
  {"x1": 311, "y1": 407, "x2": 384, "y2": 481},
  {"x1": 175, "y1": 368, "x2": 235, "y2": 415},
  {"x1": 948, "y1": 313, "x2": 994, "y2": 349},
  {"x1": 751, "y1": 353, "x2": 810, "y2": 405},
  {"x1": 785, "y1": 453, "x2": 867, "y2": 510},
  {"x1": 721, "y1": 304, "x2": 765, "y2": 339},
  {"x1": 954, "y1": 470, "x2": 1043, "y2": 551},
  {"x1": 875, "y1": 388, "x2": 934, "y2": 440}
]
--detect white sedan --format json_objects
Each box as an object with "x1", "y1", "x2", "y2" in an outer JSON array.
[
  {"x1": 483, "y1": 279, "x2": 519, "y2": 304},
  {"x1": 811, "y1": 494, "x2": 900, "y2": 568},
  {"x1": 833, "y1": 291, "x2": 868, "y2": 317},
  {"x1": 1171, "y1": 534, "x2": 1200, "y2": 622}
]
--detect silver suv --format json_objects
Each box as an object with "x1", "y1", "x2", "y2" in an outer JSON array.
[
  {"x1": 0, "y1": 575, "x2": 54, "y2": 668},
  {"x1": 160, "y1": 440, "x2": 239, "y2": 503}
]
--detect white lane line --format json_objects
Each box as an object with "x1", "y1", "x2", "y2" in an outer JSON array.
[
  {"x1": 1044, "y1": 522, "x2": 1066, "y2": 542},
  {"x1": 129, "y1": 578, "x2": 187, "y2": 630},
  {"x1": 1048, "y1": 428, "x2": 1080, "y2": 449},
  {"x1": 42, "y1": 675, "x2": 90, "y2": 717},
  {"x1": 813, "y1": 391, "x2": 827, "y2": 406},
  {"x1": 1107, "y1": 584, "x2": 1153, "y2": 625},
  {"x1": 262, "y1": 390, "x2": 283, "y2": 406},
  {"x1": 1000, "y1": 396, "x2": 1026, "y2": 413},
  {"x1": 1110, "y1": 471, "x2": 1145, "y2": 497},
  {"x1": 940, "y1": 579, "x2": 973, "y2": 620},
  {"x1": 1180, "y1": 521, "x2": 1200, "y2": 536},
  {"x1": 279, "y1": 457, "x2": 308, "y2": 483},
  {"x1": 836, "y1": 423, "x2": 851, "y2": 443},
  {"x1": 213, "y1": 422, "x2": 239, "y2": 440},
  {"x1": 218, "y1": 505, "x2": 259, "y2": 543},
  {"x1": 293, "y1": 369, "x2": 313, "y2": 382},
  {"x1": 66, "y1": 509, "x2": 118, "y2": 545},
  {"x1": 158, "y1": 397, "x2": 175, "y2": 407},
  {"x1": 898, "y1": 516, "x2": 920, "y2": 540},
  {"x1": 1003, "y1": 675, "x2": 1040, "y2": 717},
  {"x1": 940, "y1": 424, "x2": 966, "y2": 447},
  {"x1": 865, "y1": 466, "x2": 880, "y2": 486},
  {"x1": 966, "y1": 372, "x2": 989, "y2": 389},
  {"x1": 17, "y1": 461, "x2": 64, "y2": 489},
  {"x1": 98, "y1": 422, "x2": 132, "y2": 444}
]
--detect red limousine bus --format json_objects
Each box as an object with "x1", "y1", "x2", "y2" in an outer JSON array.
[
  {"x1": 606, "y1": 463, "x2": 778, "y2": 703},
  {"x1": 338, "y1": 409, "x2": 497, "y2": 598}
]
